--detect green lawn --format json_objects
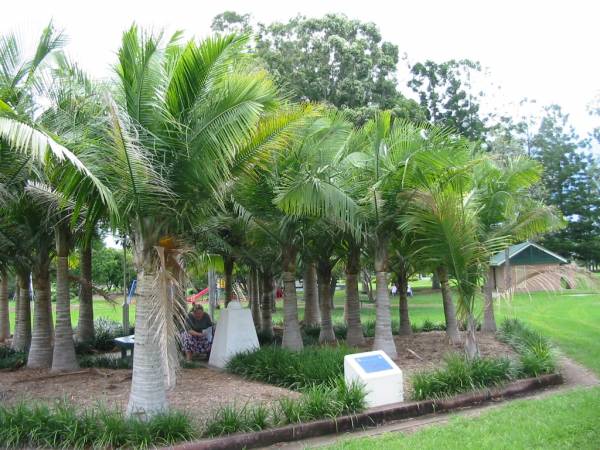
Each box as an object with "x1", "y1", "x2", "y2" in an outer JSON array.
[{"x1": 321, "y1": 387, "x2": 600, "y2": 450}]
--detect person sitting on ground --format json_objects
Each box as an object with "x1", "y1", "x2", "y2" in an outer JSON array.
[{"x1": 181, "y1": 304, "x2": 213, "y2": 361}]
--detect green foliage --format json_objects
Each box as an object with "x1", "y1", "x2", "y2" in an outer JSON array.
[
  {"x1": 498, "y1": 319, "x2": 557, "y2": 377},
  {"x1": 226, "y1": 345, "x2": 352, "y2": 390},
  {"x1": 0, "y1": 402, "x2": 196, "y2": 449},
  {"x1": 78, "y1": 355, "x2": 133, "y2": 369},
  {"x1": 75, "y1": 318, "x2": 127, "y2": 354},
  {"x1": 0, "y1": 346, "x2": 27, "y2": 369},
  {"x1": 202, "y1": 379, "x2": 365, "y2": 437},
  {"x1": 411, "y1": 353, "x2": 514, "y2": 400}
]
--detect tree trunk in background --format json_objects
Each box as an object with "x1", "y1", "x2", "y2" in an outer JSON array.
[
  {"x1": 361, "y1": 269, "x2": 374, "y2": 302},
  {"x1": 0, "y1": 271, "x2": 9, "y2": 342},
  {"x1": 271, "y1": 279, "x2": 277, "y2": 312},
  {"x1": 373, "y1": 239, "x2": 397, "y2": 358},
  {"x1": 436, "y1": 266, "x2": 461, "y2": 345},
  {"x1": 223, "y1": 255, "x2": 234, "y2": 307},
  {"x1": 250, "y1": 268, "x2": 261, "y2": 329},
  {"x1": 431, "y1": 272, "x2": 441, "y2": 289},
  {"x1": 28, "y1": 246, "x2": 53, "y2": 368},
  {"x1": 329, "y1": 275, "x2": 337, "y2": 308},
  {"x1": 504, "y1": 247, "x2": 512, "y2": 294},
  {"x1": 51, "y1": 225, "x2": 78, "y2": 372},
  {"x1": 303, "y1": 263, "x2": 320, "y2": 326},
  {"x1": 11, "y1": 271, "x2": 31, "y2": 352},
  {"x1": 397, "y1": 267, "x2": 412, "y2": 336},
  {"x1": 482, "y1": 267, "x2": 496, "y2": 333},
  {"x1": 77, "y1": 242, "x2": 94, "y2": 342},
  {"x1": 281, "y1": 246, "x2": 303, "y2": 351},
  {"x1": 317, "y1": 260, "x2": 336, "y2": 343},
  {"x1": 260, "y1": 271, "x2": 273, "y2": 338},
  {"x1": 127, "y1": 271, "x2": 168, "y2": 417},
  {"x1": 345, "y1": 244, "x2": 364, "y2": 346}
]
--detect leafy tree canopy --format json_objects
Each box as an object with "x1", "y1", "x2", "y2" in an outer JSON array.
[{"x1": 211, "y1": 12, "x2": 426, "y2": 125}]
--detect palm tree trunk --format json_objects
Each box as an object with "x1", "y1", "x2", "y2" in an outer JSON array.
[
  {"x1": 436, "y1": 265, "x2": 461, "y2": 345},
  {"x1": 482, "y1": 267, "x2": 496, "y2": 333},
  {"x1": 260, "y1": 271, "x2": 273, "y2": 338},
  {"x1": 373, "y1": 239, "x2": 397, "y2": 358},
  {"x1": 0, "y1": 271, "x2": 9, "y2": 342},
  {"x1": 28, "y1": 248, "x2": 53, "y2": 368},
  {"x1": 51, "y1": 225, "x2": 78, "y2": 372},
  {"x1": 362, "y1": 268, "x2": 374, "y2": 302},
  {"x1": 127, "y1": 271, "x2": 168, "y2": 417},
  {"x1": 302, "y1": 262, "x2": 320, "y2": 326},
  {"x1": 223, "y1": 254, "x2": 234, "y2": 307},
  {"x1": 317, "y1": 260, "x2": 336, "y2": 343},
  {"x1": 397, "y1": 268, "x2": 412, "y2": 336},
  {"x1": 431, "y1": 272, "x2": 441, "y2": 289},
  {"x1": 464, "y1": 312, "x2": 480, "y2": 359},
  {"x1": 345, "y1": 244, "x2": 364, "y2": 346},
  {"x1": 250, "y1": 267, "x2": 261, "y2": 328},
  {"x1": 11, "y1": 270, "x2": 31, "y2": 352},
  {"x1": 281, "y1": 245, "x2": 303, "y2": 351},
  {"x1": 77, "y1": 242, "x2": 94, "y2": 342}
]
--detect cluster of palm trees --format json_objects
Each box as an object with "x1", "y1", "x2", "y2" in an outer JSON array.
[{"x1": 0, "y1": 24, "x2": 560, "y2": 418}]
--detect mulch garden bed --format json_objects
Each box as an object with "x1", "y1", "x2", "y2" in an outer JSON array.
[{"x1": 0, "y1": 331, "x2": 515, "y2": 421}]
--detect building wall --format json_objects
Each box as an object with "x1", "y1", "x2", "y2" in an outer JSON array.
[{"x1": 492, "y1": 263, "x2": 571, "y2": 293}]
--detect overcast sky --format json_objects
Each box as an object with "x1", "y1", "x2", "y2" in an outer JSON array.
[{"x1": 5, "y1": 0, "x2": 599, "y2": 140}]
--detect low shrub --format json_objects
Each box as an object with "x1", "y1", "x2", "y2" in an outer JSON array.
[
  {"x1": 411, "y1": 353, "x2": 514, "y2": 400},
  {"x1": 498, "y1": 318, "x2": 556, "y2": 377},
  {"x1": 202, "y1": 379, "x2": 366, "y2": 438},
  {"x1": 0, "y1": 346, "x2": 27, "y2": 370},
  {"x1": 78, "y1": 355, "x2": 133, "y2": 369},
  {"x1": 0, "y1": 401, "x2": 196, "y2": 449},
  {"x1": 226, "y1": 345, "x2": 352, "y2": 390},
  {"x1": 75, "y1": 318, "x2": 129, "y2": 355}
]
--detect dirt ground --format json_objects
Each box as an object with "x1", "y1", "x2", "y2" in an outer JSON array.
[
  {"x1": 359, "y1": 331, "x2": 517, "y2": 393},
  {"x1": 0, "y1": 365, "x2": 299, "y2": 418},
  {"x1": 0, "y1": 331, "x2": 515, "y2": 416}
]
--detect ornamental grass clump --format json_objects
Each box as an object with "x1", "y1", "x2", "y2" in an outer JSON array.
[
  {"x1": 498, "y1": 319, "x2": 557, "y2": 377},
  {"x1": 226, "y1": 345, "x2": 353, "y2": 390},
  {"x1": 0, "y1": 401, "x2": 196, "y2": 449},
  {"x1": 411, "y1": 353, "x2": 514, "y2": 400},
  {"x1": 202, "y1": 379, "x2": 366, "y2": 437}
]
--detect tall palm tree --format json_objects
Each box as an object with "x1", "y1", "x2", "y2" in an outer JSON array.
[
  {"x1": 96, "y1": 27, "x2": 282, "y2": 417},
  {"x1": 475, "y1": 156, "x2": 562, "y2": 332}
]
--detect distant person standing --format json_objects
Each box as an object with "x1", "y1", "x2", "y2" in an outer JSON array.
[{"x1": 391, "y1": 285, "x2": 398, "y2": 296}]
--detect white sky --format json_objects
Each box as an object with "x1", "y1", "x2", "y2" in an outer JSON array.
[{"x1": 5, "y1": 0, "x2": 600, "y2": 140}]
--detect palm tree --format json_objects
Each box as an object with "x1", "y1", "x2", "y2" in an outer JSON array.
[
  {"x1": 400, "y1": 136, "x2": 508, "y2": 359},
  {"x1": 96, "y1": 27, "x2": 282, "y2": 417},
  {"x1": 0, "y1": 269, "x2": 8, "y2": 342},
  {"x1": 344, "y1": 113, "x2": 431, "y2": 358},
  {"x1": 301, "y1": 260, "x2": 320, "y2": 326},
  {"x1": 475, "y1": 156, "x2": 562, "y2": 332}
]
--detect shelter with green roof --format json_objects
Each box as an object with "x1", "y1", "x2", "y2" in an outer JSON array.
[{"x1": 489, "y1": 241, "x2": 572, "y2": 293}]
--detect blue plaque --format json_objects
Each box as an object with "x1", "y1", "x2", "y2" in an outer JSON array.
[{"x1": 355, "y1": 354, "x2": 393, "y2": 373}]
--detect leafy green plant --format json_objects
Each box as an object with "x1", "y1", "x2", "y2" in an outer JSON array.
[
  {"x1": 226, "y1": 345, "x2": 352, "y2": 390},
  {"x1": 0, "y1": 401, "x2": 196, "y2": 448},
  {"x1": 78, "y1": 355, "x2": 133, "y2": 369},
  {"x1": 498, "y1": 319, "x2": 557, "y2": 377},
  {"x1": 0, "y1": 346, "x2": 27, "y2": 369},
  {"x1": 411, "y1": 353, "x2": 514, "y2": 400}
]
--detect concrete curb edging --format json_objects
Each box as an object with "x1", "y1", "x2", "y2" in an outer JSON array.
[{"x1": 170, "y1": 373, "x2": 563, "y2": 450}]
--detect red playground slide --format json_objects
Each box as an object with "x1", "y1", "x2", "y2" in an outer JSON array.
[{"x1": 187, "y1": 287, "x2": 209, "y2": 303}]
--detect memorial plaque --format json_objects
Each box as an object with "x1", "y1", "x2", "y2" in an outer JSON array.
[{"x1": 355, "y1": 354, "x2": 393, "y2": 373}]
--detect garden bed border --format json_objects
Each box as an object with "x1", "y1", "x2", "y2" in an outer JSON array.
[{"x1": 170, "y1": 373, "x2": 563, "y2": 450}]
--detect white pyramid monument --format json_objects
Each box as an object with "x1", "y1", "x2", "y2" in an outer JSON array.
[{"x1": 208, "y1": 301, "x2": 259, "y2": 368}]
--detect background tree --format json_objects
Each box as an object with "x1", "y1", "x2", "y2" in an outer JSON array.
[{"x1": 407, "y1": 59, "x2": 488, "y2": 141}]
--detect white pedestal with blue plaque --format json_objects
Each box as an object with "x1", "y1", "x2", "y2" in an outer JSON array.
[
  {"x1": 344, "y1": 350, "x2": 403, "y2": 408},
  {"x1": 208, "y1": 301, "x2": 259, "y2": 369}
]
